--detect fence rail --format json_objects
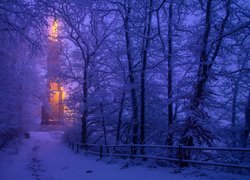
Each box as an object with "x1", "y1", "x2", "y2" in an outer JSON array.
[{"x1": 68, "y1": 141, "x2": 250, "y2": 169}]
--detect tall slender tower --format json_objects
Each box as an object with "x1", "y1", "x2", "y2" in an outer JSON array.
[{"x1": 41, "y1": 19, "x2": 64, "y2": 125}]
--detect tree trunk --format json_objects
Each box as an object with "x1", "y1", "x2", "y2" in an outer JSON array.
[
  {"x1": 167, "y1": 2, "x2": 173, "y2": 146},
  {"x1": 193, "y1": 0, "x2": 212, "y2": 109},
  {"x1": 124, "y1": 0, "x2": 139, "y2": 145},
  {"x1": 140, "y1": 0, "x2": 153, "y2": 148},
  {"x1": 100, "y1": 103, "x2": 108, "y2": 147},
  {"x1": 81, "y1": 111, "x2": 87, "y2": 143},
  {"x1": 116, "y1": 91, "x2": 125, "y2": 144},
  {"x1": 155, "y1": 1, "x2": 174, "y2": 146},
  {"x1": 242, "y1": 90, "x2": 250, "y2": 147},
  {"x1": 231, "y1": 82, "x2": 238, "y2": 146},
  {"x1": 81, "y1": 58, "x2": 89, "y2": 144}
]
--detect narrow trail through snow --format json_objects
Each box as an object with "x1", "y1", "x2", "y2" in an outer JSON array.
[{"x1": 0, "y1": 131, "x2": 248, "y2": 180}]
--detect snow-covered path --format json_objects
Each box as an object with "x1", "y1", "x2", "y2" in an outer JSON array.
[{"x1": 0, "y1": 131, "x2": 248, "y2": 180}]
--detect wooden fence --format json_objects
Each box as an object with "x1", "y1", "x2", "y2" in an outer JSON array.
[{"x1": 68, "y1": 141, "x2": 250, "y2": 169}]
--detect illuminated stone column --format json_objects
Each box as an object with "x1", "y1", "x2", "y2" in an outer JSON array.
[{"x1": 41, "y1": 19, "x2": 64, "y2": 125}]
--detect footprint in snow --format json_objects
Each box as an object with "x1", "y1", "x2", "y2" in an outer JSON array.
[{"x1": 62, "y1": 166, "x2": 69, "y2": 170}]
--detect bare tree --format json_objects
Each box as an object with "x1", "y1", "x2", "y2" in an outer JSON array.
[
  {"x1": 56, "y1": 1, "x2": 113, "y2": 143},
  {"x1": 123, "y1": 0, "x2": 139, "y2": 145},
  {"x1": 181, "y1": 0, "x2": 232, "y2": 146},
  {"x1": 140, "y1": 0, "x2": 153, "y2": 147}
]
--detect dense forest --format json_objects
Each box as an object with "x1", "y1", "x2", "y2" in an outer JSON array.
[{"x1": 0, "y1": 0, "x2": 250, "y2": 151}]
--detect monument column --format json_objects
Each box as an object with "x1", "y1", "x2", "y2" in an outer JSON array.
[{"x1": 41, "y1": 19, "x2": 64, "y2": 125}]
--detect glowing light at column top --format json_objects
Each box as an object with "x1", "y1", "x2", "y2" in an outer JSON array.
[{"x1": 49, "y1": 19, "x2": 58, "y2": 41}]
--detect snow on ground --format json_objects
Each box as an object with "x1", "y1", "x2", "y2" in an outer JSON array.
[{"x1": 0, "y1": 131, "x2": 249, "y2": 180}]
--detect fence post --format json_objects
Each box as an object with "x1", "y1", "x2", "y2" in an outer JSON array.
[
  {"x1": 100, "y1": 145, "x2": 103, "y2": 159},
  {"x1": 178, "y1": 144, "x2": 183, "y2": 167},
  {"x1": 76, "y1": 143, "x2": 79, "y2": 153}
]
